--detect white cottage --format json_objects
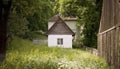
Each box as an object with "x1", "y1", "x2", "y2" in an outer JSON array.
[{"x1": 47, "y1": 15, "x2": 75, "y2": 48}]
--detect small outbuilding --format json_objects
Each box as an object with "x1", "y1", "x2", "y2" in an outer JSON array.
[{"x1": 47, "y1": 15, "x2": 75, "y2": 48}]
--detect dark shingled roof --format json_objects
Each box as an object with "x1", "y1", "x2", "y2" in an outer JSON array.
[{"x1": 47, "y1": 16, "x2": 75, "y2": 35}]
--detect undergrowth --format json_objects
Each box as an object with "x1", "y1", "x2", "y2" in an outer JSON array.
[{"x1": 0, "y1": 37, "x2": 112, "y2": 69}]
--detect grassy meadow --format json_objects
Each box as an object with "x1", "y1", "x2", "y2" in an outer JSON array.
[{"x1": 0, "y1": 37, "x2": 112, "y2": 69}]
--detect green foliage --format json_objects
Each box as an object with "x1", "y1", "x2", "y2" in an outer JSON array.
[
  {"x1": 8, "y1": 0, "x2": 37, "y2": 38},
  {"x1": 80, "y1": 0, "x2": 102, "y2": 48},
  {"x1": 8, "y1": 12, "x2": 29, "y2": 37},
  {"x1": 8, "y1": 0, "x2": 54, "y2": 39},
  {"x1": 27, "y1": 0, "x2": 54, "y2": 31},
  {"x1": 55, "y1": 0, "x2": 102, "y2": 48},
  {"x1": 0, "y1": 37, "x2": 112, "y2": 69},
  {"x1": 73, "y1": 36, "x2": 84, "y2": 48},
  {"x1": 24, "y1": 31, "x2": 47, "y2": 40}
]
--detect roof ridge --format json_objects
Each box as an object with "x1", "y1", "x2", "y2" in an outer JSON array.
[{"x1": 47, "y1": 16, "x2": 75, "y2": 35}]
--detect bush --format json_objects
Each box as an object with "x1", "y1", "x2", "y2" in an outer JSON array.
[{"x1": 23, "y1": 31, "x2": 47, "y2": 40}]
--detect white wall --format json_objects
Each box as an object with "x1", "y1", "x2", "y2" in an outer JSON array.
[
  {"x1": 65, "y1": 21, "x2": 76, "y2": 33},
  {"x1": 48, "y1": 22, "x2": 55, "y2": 29},
  {"x1": 48, "y1": 35, "x2": 73, "y2": 48}
]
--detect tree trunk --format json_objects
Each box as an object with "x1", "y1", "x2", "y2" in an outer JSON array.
[{"x1": 0, "y1": 0, "x2": 12, "y2": 62}]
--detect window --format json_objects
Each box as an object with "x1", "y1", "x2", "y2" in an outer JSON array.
[{"x1": 57, "y1": 38, "x2": 63, "y2": 45}]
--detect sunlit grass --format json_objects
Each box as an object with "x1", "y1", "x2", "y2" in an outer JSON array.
[{"x1": 0, "y1": 37, "x2": 112, "y2": 69}]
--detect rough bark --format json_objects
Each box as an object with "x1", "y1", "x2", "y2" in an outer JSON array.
[{"x1": 0, "y1": 0, "x2": 12, "y2": 62}]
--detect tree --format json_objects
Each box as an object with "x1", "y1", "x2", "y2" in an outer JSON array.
[
  {"x1": 7, "y1": 0, "x2": 37, "y2": 38},
  {"x1": 27, "y1": 0, "x2": 54, "y2": 32},
  {"x1": 0, "y1": 0, "x2": 12, "y2": 62},
  {"x1": 8, "y1": 0, "x2": 55, "y2": 40},
  {"x1": 55, "y1": 0, "x2": 102, "y2": 48},
  {"x1": 0, "y1": 0, "x2": 58, "y2": 61},
  {"x1": 81, "y1": 0, "x2": 102, "y2": 48},
  {"x1": 8, "y1": 12, "x2": 29, "y2": 38}
]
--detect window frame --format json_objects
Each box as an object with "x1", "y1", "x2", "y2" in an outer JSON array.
[{"x1": 57, "y1": 38, "x2": 63, "y2": 45}]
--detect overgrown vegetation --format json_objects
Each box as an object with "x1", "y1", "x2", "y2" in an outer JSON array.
[
  {"x1": 8, "y1": 0, "x2": 54, "y2": 39},
  {"x1": 54, "y1": 0, "x2": 102, "y2": 48},
  {"x1": 0, "y1": 37, "x2": 112, "y2": 69},
  {"x1": 24, "y1": 31, "x2": 47, "y2": 40},
  {"x1": 8, "y1": 0, "x2": 102, "y2": 48}
]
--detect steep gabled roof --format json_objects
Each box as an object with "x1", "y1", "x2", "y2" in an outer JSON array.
[{"x1": 47, "y1": 16, "x2": 75, "y2": 35}]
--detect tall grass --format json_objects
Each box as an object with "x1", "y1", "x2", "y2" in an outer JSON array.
[{"x1": 0, "y1": 37, "x2": 112, "y2": 69}]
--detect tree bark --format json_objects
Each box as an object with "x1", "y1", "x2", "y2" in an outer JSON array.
[{"x1": 0, "y1": 0, "x2": 12, "y2": 62}]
